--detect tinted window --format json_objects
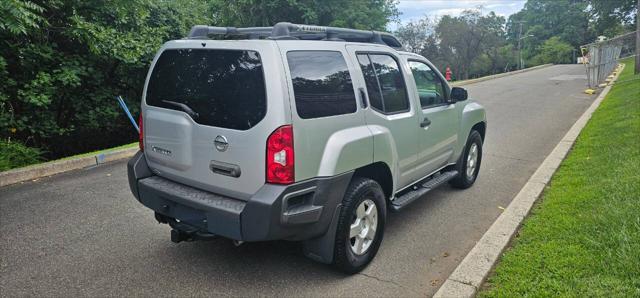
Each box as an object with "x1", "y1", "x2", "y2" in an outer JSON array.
[
  {"x1": 408, "y1": 61, "x2": 447, "y2": 108},
  {"x1": 146, "y1": 49, "x2": 266, "y2": 130},
  {"x1": 357, "y1": 54, "x2": 384, "y2": 111},
  {"x1": 287, "y1": 51, "x2": 357, "y2": 119},
  {"x1": 357, "y1": 53, "x2": 410, "y2": 114},
  {"x1": 369, "y1": 54, "x2": 409, "y2": 113}
]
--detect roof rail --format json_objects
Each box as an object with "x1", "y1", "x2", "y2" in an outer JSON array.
[{"x1": 187, "y1": 22, "x2": 403, "y2": 50}]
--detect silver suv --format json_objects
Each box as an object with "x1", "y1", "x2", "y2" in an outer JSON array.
[{"x1": 127, "y1": 22, "x2": 486, "y2": 273}]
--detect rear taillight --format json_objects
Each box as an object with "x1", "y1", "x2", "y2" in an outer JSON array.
[
  {"x1": 266, "y1": 125, "x2": 294, "y2": 184},
  {"x1": 138, "y1": 114, "x2": 144, "y2": 151}
]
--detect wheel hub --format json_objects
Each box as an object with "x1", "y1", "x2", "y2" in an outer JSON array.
[
  {"x1": 349, "y1": 199, "x2": 378, "y2": 255},
  {"x1": 466, "y1": 143, "x2": 478, "y2": 179}
]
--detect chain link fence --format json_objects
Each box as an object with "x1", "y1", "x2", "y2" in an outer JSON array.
[{"x1": 581, "y1": 31, "x2": 636, "y2": 88}]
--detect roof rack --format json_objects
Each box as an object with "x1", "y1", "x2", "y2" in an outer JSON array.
[{"x1": 187, "y1": 22, "x2": 403, "y2": 50}]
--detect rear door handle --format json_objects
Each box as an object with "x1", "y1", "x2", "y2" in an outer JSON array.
[
  {"x1": 359, "y1": 88, "x2": 368, "y2": 109},
  {"x1": 420, "y1": 117, "x2": 431, "y2": 128}
]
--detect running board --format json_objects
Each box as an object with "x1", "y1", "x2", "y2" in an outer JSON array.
[{"x1": 390, "y1": 170, "x2": 459, "y2": 212}]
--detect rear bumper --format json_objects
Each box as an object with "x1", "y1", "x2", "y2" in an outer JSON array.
[{"x1": 127, "y1": 151, "x2": 352, "y2": 241}]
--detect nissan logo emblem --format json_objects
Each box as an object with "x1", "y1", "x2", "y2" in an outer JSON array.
[{"x1": 214, "y1": 135, "x2": 229, "y2": 152}]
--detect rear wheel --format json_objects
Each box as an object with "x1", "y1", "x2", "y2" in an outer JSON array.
[
  {"x1": 450, "y1": 130, "x2": 483, "y2": 189},
  {"x1": 333, "y1": 178, "x2": 386, "y2": 274}
]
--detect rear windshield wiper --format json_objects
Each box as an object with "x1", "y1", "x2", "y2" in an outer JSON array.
[{"x1": 161, "y1": 100, "x2": 199, "y2": 119}]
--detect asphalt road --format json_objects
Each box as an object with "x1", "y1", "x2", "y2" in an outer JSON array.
[{"x1": 1, "y1": 65, "x2": 593, "y2": 297}]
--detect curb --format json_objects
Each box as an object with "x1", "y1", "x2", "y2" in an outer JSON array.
[
  {"x1": 434, "y1": 63, "x2": 625, "y2": 298},
  {"x1": 451, "y1": 64, "x2": 553, "y2": 87},
  {"x1": 0, "y1": 147, "x2": 138, "y2": 187}
]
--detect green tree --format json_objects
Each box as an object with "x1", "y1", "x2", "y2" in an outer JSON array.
[
  {"x1": 588, "y1": 0, "x2": 637, "y2": 37},
  {"x1": 505, "y1": 0, "x2": 637, "y2": 65},
  {"x1": 395, "y1": 18, "x2": 432, "y2": 53},
  {"x1": 436, "y1": 10, "x2": 506, "y2": 80},
  {"x1": 0, "y1": 0, "x2": 45, "y2": 35},
  {"x1": 506, "y1": 0, "x2": 591, "y2": 53},
  {"x1": 211, "y1": 0, "x2": 399, "y2": 30},
  {"x1": 0, "y1": 0, "x2": 212, "y2": 158},
  {"x1": 532, "y1": 36, "x2": 574, "y2": 64},
  {"x1": 395, "y1": 9, "x2": 511, "y2": 78}
]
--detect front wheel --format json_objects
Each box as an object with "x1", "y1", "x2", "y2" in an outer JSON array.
[
  {"x1": 450, "y1": 130, "x2": 483, "y2": 189},
  {"x1": 333, "y1": 178, "x2": 386, "y2": 274}
]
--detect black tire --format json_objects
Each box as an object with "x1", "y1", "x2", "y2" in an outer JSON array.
[
  {"x1": 333, "y1": 177, "x2": 386, "y2": 274},
  {"x1": 449, "y1": 130, "x2": 483, "y2": 189}
]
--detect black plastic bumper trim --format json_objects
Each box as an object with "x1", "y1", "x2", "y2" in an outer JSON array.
[{"x1": 127, "y1": 153, "x2": 353, "y2": 242}]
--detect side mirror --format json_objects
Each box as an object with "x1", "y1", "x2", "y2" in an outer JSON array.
[{"x1": 451, "y1": 87, "x2": 468, "y2": 102}]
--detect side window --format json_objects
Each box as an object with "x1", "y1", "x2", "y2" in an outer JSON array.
[
  {"x1": 357, "y1": 53, "x2": 410, "y2": 114},
  {"x1": 408, "y1": 61, "x2": 447, "y2": 108},
  {"x1": 357, "y1": 54, "x2": 384, "y2": 111},
  {"x1": 287, "y1": 51, "x2": 357, "y2": 119}
]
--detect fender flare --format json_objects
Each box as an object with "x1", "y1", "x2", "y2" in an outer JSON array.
[{"x1": 457, "y1": 101, "x2": 487, "y2": 158}]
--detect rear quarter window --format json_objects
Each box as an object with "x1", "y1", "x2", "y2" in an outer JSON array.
[
  {"x1": 287, "y1": 51, "x2": 357, "y2": 119},
  {"x1": 146, "y1": 49, "x2": 266, "y2": 130},
  {"x1": 368, "y1": 54, "x2": 409, "y2": 113},
  {"x1": 356, "y1": 53, "x2": 410, "y2": 114}
]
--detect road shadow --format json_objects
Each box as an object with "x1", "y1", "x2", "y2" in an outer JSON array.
[{"x1": 142, "y1": 184, "x2": 455, "y2": 285}]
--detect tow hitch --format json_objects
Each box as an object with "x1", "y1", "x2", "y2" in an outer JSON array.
[
  {"x1": 158, "y1": 213, "x2": 217, "y2": 243},
  {"x1": 171, "y1": 229, "x2": 191, "y2": 243},
  {"x1": 170, "y1": 228, "x2": 217, "y2": 243}
]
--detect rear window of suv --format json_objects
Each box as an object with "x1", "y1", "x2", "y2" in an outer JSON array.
[
  {"x1": 146, "y1": 49, "x2": 266, "y2": 130},
  {"x1": 287, "y1": 51, "x2": 357, "y2": 119}
]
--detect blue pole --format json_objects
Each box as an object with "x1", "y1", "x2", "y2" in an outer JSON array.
[{"x1": 117, "y1": 96, "x2": 139, "y2": 133}]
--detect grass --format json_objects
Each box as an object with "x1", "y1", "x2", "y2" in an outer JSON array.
[
  {"x1": 480, "y1": 57, "x2": 640, "y2": 297},
  {"x1": 56, "y1": 142, "x2": 137, "y2": 161},
  {"x1": 0, "y1": 140, "x2": 44, "y2": 171},
  {"x1": 0, "y1": 142, "x2": 137, "y2": 172}
]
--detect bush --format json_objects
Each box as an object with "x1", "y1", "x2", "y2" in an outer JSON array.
[
  {"x1": 0, "y1": 140, "x2": 43, "y2": 171},
  {"x1": 531, "y1": 36, "x2": 574, "y2": 64}
]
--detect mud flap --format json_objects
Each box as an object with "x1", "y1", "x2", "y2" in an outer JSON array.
[{"x1": 302, "y1": 204, "x2": 342, "y2": 264}]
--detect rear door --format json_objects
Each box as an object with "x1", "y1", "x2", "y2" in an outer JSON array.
[
  {"x1": 345, "y1": 45, "x2": 422, "y2": 189},
  {"x1": 142, "y1": 40, "x2": 290, "y2": 200}
]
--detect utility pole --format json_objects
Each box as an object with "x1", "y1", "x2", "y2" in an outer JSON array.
[
  {"x1": 516, "y1": 22, "x2": 533, "y2": 70},
  {"x1": 635, "y1": 0, "x2": 639, "y2": 74},
  {"x1": 517, "y1": 22, "x2": 523, "y2": 70}
]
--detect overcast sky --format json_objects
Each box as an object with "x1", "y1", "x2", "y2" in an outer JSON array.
[{"x1": 389, "y1": 0, "x2": 527, "y2": 31}]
